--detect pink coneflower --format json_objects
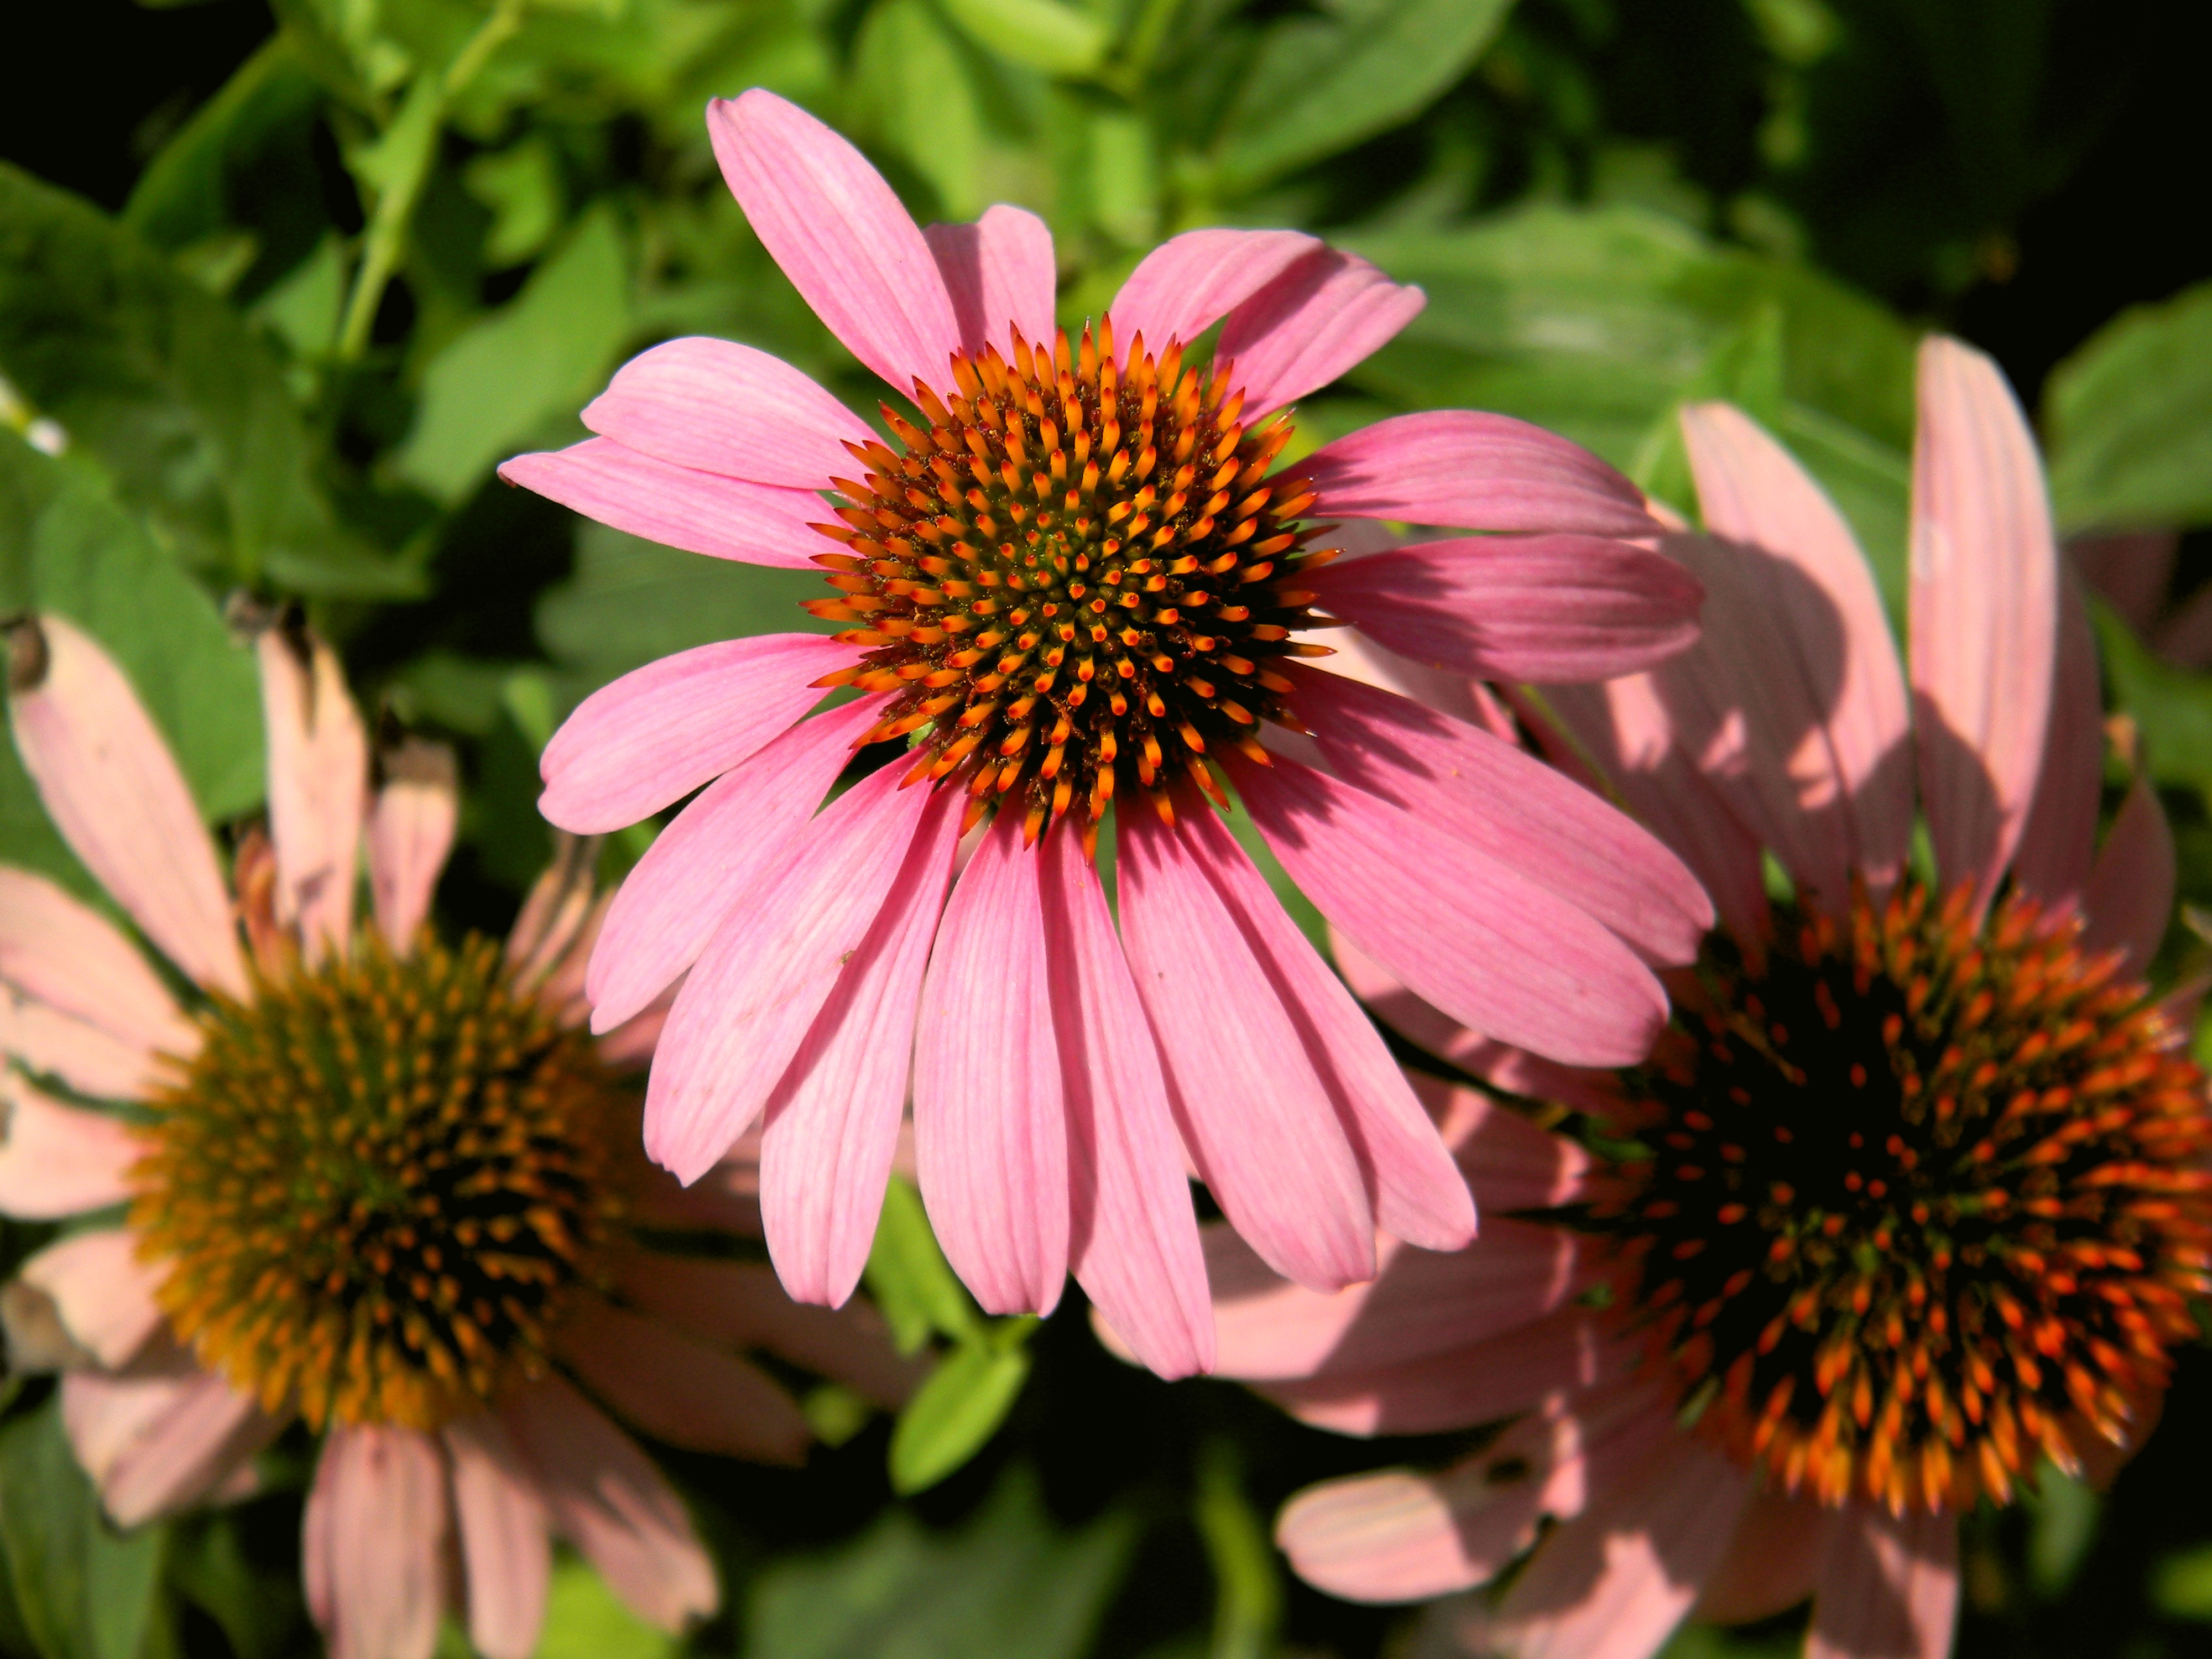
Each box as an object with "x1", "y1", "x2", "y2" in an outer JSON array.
[
  {"x1": 1187, "y1": 337, "x2": 2210, "y2": 1657},
  {"x1": 498, "y1": 89, "x2": 1713, "y2": 1375},
  {"x1": 0, "y1": 615, "x2": 916, "y2": 1659}
]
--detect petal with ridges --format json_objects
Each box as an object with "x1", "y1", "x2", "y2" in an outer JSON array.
[
  {"x1": 499, "y1": 439, "x2": 834, "y2": 571},
  {"x1": 1265, "y1": 1307, "x2": 1610, "y2": 1437},
  {"x1": 445, "y1": 1412, "x2": 551, "y2": 1659},
  {"x1": 2083, "y1": 773, "x2": 2174, "y2": 977},
  {"x1": 0, "y1": 868, "x2": 192, "y2": 1057},
  {"x1": 1804, "y1": 1507, "x2": 1959, "y2": 1659},
  {"x1": 556, "y1": 1295, "x2": 808, "y2": 1464},
  {"x1": 18, "y1": 1227, "x2": 164, "y2": 1367},
  {"x1": 1217, "y1": 249, "x2": 1425, "y2": 418},
  {"x1": 924, "y1": 206, "x2": 1057, "y2": 362},
  {"x1": 368, "y1": 739, "x2": 458, "y2": 949},
  {"x1": 0, "y1": 1079, "x2": 141, "y2": 1220},
  {"x1": 1109, "y1": 228, "x2": 1319, "y2": 358},
  {"x1": 257, "y1": 627, "x2": 367, "y2": 961},
  {"x1": 583, "y1": 337, "x2": 875, "y2": 488},
  {"x1": 303, "y1": 1424, "x2": 450, "y2": 1659}
]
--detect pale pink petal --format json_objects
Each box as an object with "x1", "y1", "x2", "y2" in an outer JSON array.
[
  {"x1": 1116, "y1": 802, "x2": 1376, "y2": 1291},
  {"x1": 17, "y1": 1227, "x2": 165, "y2": 1367},
  {"x1": 2083, "y1": 773, "x2": 2174, "y2": 977},
  {"x1": 759, "y1": 783, "x2": 963, "y2": 1305},
  {"x1": 1804, "y1": 1507, "x2": 1959, "y2": 1659},
  {"x1": 924, "y1": 206, "x2": 1057, "y2": 362},
  {"x1": 707, "y1": 90, "x2": 960, "y2": 394},
  {"x1": 582, "y1": 337, "x2": 875, "y2": 488},
  {"x1": 1292, "y1": 667, "x2": 1710, "y2": 966},
  {"x1": 499, "y1": 438, "x2": 834, "y2": 571},
  {"x1": 502, "y1": 1376, "x2": 717, "y2": 1632},
  {"x1": 1413, "y1": 1074, "x2": 1596, "y2": 1211},
  {"x1": 64, "y1": 1352, "x2": 280, "y2": 1527},
  {"x1": 1910, "y1": 335, "x2": 2059, "y2": 900},
  {"x1": 556, "y1": 1294, "x2": 808, "y2": 1463},
  {"x1": 444, "y1": 1413, "x2": 552, "y2": 1659},
  {"x1": 586, "y1": 698, "x2": 883, "y2": 1032},
  {"x1": 539, "y1": 633, "x2": 853, "y2": 834},
  {"x1": 1264, "y1": 1307, "x2": 1610, "y2": 1436},
  {"x1": 257, "y1": 627, "x2": 367, "y2": 961},
  {"x1": 1216, "y1": 249, "x2": 1425, "y2": 418},
  {"x1": 0, "y1": 867, "x2": 193, "y2": 1057},
  {"x1": 2012, "y1": 570, "x2": 2103, "y2": 909},
  {"x1": 1037, "y1": 817, "x2": 1213, "y2": 1378},
  {"x1": 1301, "y1": 411, "x2": 1659, "y2": 538},
  {"x1": 1232, "y1": 752, "x2": 1667, "y2": 1067},
  {"x1": 7, "y1": 615, "x2": 246, "y2": 997},
  {"x1": 0, "y1": 989, "x2": 167, "y2": 1100},
  {"x1": 1108, "y1": 228, "x2": 1319, "y2": 358},
  {"x1": 0, "y1": 1079, "x2": 141, "y2": 1220},
  {"x1": 644, "y1": 763, "x2": 931, "y2": 1183},
  {"x1": 1694, "y1": 1489, "x2": 1833, "y2": 1624},
  {"x1": 367, "y1": 739, "x2": 457, "y2": 948},
  {"x1": 303, "y1": 1424, "x2": 450, "y2": 1659}
]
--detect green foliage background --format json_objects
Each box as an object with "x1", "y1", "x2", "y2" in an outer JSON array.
[{"x1": 1, "y1": 0, "x2": 2210, "y2": 1655}]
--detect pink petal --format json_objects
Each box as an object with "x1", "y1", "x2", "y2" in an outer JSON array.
[
  {"x1": 759, "y1": 783, "x2": 963, "y2": 1305},
  {"x1": 539, "y1": 632, "x2": 852, "y2": 834},
  {"x1": 583, "y1": 336, "x2": 875, "y2": 488},
  {"x1": 1910, "y1": 336, "x2": 2059, "y2": 901},
  {"x1": 16, "y1": 1226, "x2": 165, "y2": 1367},
  {"x1": 1301, "y1": 411, "x2": 1659, "y2": 538},
  {"x1": 1413, "y1": 1074, "x2": 1596, "y2": 1211},
  {"x1": 1694, "y1": 1489, "x2": 1832, "y2": 1625},
  {"x1": 924, "y1": 206, "x2": 1057, "y2": 362},
  {"x1": 707, "y1": 90, "x2": 960, "y2": 395},
  {"x1": 1215, "y1": 249, "x2": 1425, "y2": 418},
  {"x1": 586, "y1": 698, "x2": 883, "y2": 1032},
  {"x1": 1115, "y1": 802, "x2": 1376, "y2": 1291},
  {"x1": 502, "y1": 1376, "x2": 717, "y2": 1632},
  {"x1": 556, "y1": 1294, "x2": 808, "y2": 1464},
  {"x1": 1292, "y1": 667, "x2": 1710, "y2": 966},
  {"x1": 257, "y1": 627, "x2": 367, "y2": 961},
  {"x1": 303, "y1": 1424, "x2": 450, "y2": 1659},
  {"x1": 2012, "y1": 571, "x2": 2103, "y2": 910},
  {"x1": 2083, "y1": 773, "x2": 2174, "y2": 977},
  {"x1": 8, "y1": 615, "x2": 246, "y2": 997},
  {"x1": 0, "y1": 867, "x2": 193, "y2": 1058},
  {"x1": 444, "y1": 1412, "x2": 552, "y2": 1659},
  {"x1": 1037, "y1": 818, "x2": 1213, "y2": 1378},
  {"x1": 499, "y1": 437, "x2": 835, "y2": 571},
  {"x1": 64, "y1": 1346, "x2": 279, "y2": 1527},
  {"x1": 1804, "y1": 1507, "x2": 1959, "y2": 1659},
  {"x1": 912, "y1": 811, "x2": 1071, "y2": 1316},
  {"x1": 1265, "y1": 1307, "x2": 1611, "y2": 1437},
  {"x1": 1108, "y1": 228, "x2": 1319, "y2": 357},
  {"x1": 0, "y1": 991, "x2": 166, "y2": 1100},
  {"x1": 0, "y1": 1079, "x2": 141, "y2": 1220},
  {"x1": 644, "y1": 762, "x2": 931, "y2": 1183},
  {"x1": 1232, "y1": 751, "x2": 1667, "y2": 1068},
  {"x1": 367, "y1": 738, "x2": 457, "y2": 948}
]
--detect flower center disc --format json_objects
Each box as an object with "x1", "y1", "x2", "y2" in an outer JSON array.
[
  {"x1": 807, "y1": 316, "x2": 1336, "y2": 843},
  {"x1": 133, "y1": 935, "x2": 624, "y2": 1431},
  {"x1": 1593, "y1": 880, "x2": 2212, "y2": 1512}
]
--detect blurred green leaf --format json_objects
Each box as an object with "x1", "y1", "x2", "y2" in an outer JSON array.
[
  {"x1": 937, "y1": 0, "x2": 1108, "y2": 79},
  {"x1": 865, "y1": 1177, "x2": 981, "y2": 1355},
  {"x1": 534, "y1": 1554, "x2": 677, "y2": 1659},
  {"x1": 1193, "y1": 1444, "x2": 1279, "y2": 1659},
  {"x1": 2026, "y1": 1465, "x2": 2100, "y2": 1598},
  {"x1": 464, "y1": 135, "x2": 565, "y2": 267},
  {"x1": 852, "y1": 0, "x2": 988, "y2": 217},
  {"x1": 748, "y1": 1467, "x2": 1133, "y2": 1659},
  {"x1": 2045, "y1": 279, "x2": 2212, "y2": 533},
  {"x1": 168, "y1": 1513, "x2": 302, "y2": 1659},
  {"x1": 0, "y1": 1402, "x2": 167, "y2": 1659},
  {"x1": 889, "y1": 1342, "x2": 1030, "y2": 1495},
  {"x1": 2153, "y1": 1542, "x2": 2212, "y2": 1620},
  {"x1": 2092, "y1": 598, "x2": 2212, "y2": 791}
]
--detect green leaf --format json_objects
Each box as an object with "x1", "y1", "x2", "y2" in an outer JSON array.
[
  {"x1": 1192, "y1": 1445, "x2": 1280, "y2": 1659},
  {"x1": 2044, "y1": 279, "x2": 2212, "y2": 533},
  {"x1": 748, "y1": 1467, "x2": 1133, "y2": 1659},
  {"x1": 463, "y1": 135, "x2": 565, "y2": 268},
  {"x1": 2154, "y1": 1542, "x2": 2212, "y2": 1620},
  {"x1": 393, "y1": 204, "x2": 632, "y2": 503},
  {"x1": 864, "y1": 1177, "x2": 980, "y2": 1355},
  {"x1": 168, "y1": 1513, "x2": 304, "y2": 1659},
  {"x1": 1212, "y1": 0, "x2": 1514, "y2": 191},
  {"x1": 2092, "y1": 598, "x2": 2212, "y2": 791},
  {"x1": 851, "y1": 0, "x2": 988, "y2": 216},
  {"x1": 889, "y1": 1343, "x2": 1030, "y2": 1495},
  {"x1": 534, "y1": 1554, "x2": 677, "y2": 1659},
  {"x1": 937, "y1": 0, "x2": 1108, "y2": 79},
  {"x1": 0, "y1": 1401, "x2": 168, "y2": 1659}
]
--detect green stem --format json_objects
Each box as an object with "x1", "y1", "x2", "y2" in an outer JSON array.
[{"x1": 1195, "y1": 1442, "x2": 1281, "y2": 1659}]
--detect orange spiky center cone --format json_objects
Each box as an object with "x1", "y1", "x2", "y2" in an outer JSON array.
[
  {"x1": 1587, "y1": 878, "x2": 2212, "y2": 1515},
  {"x1": 805, "y1": 315, "x2": 1339, "y2": 846}
]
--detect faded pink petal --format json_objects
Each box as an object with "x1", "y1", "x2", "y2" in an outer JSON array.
[
  {"x1": 1804, "y1": 1507, "x2": 1959, "y2": 1659},
  {"x1": 1265, "y1": 1307, "x2": 1610, "y2": 1437},
  {"x1": 556, "y1": 1295, "x2": 809, "y2": 1464},
  {"x1": 17, "y1": 1227, "x2": 165, "y2": 1366},
  {"x1": 1694, "y1": 1488, "x2": 1833, "y2": 1625},
  {"x1": 708, "y1": 90, "x2": 960, "y2": 394},
  {"x1": 1301, "y1": 411, "x2": 1658, "y2": 539},
  {"x1": 1108, "y1": 228, "x2": 1319, "y2": 361},
  {"x1": 0, "y1": 868, "x2": 194, "y2": 1058},
  {"x1": 539, "y1": 633, "x2": 852, "y2": 834},
  {"x1": 1216, "y1": 248, "x2": 1425, "y2": 417},
  {"x1": 0, "y1": 990, "x2": 168, "y2": 1101},
  {"x1": 1414, "y1": 1075, "x2": 1596, "y2": 1212},
  {"x1": 257, "y1": 627, "x2": 368, "y2": 961},
  {"x1": 62, "y1": 1340, "x2": 281, "y2": 1528},
  {"x1": 499, "y1": 438, "x2": 834, "y2": 571},
  {"x1": 2012, "y1": 571, "x2": 2103, "y2": 910},
  {"x1": 0, "y1": 1079, "x2": 141, "y2": 1220},
  {"x1": 2083, "y1": 773, "x2": 2174, "y2": 977},
  {"x1": 367, "y1": 738, "x2": 458, "y2": 949},
  {"x1": 1910, "y1": 336, "x2": 2059, "y2": 901},
  {"x1": 8, "y1": 615, "x2": 246, "y2": 997},
  {"x1": 582, "y1": 336, "x2": 875, "y2": 488},
  {"x1": 1307, "y1": 535, "x2": 1702, "y2": 684},
  {"x1": 444, "y1": 1412, "x2": 552, "y2": 1659},
  {"x1": 924, "y1": 206, "x2": 1057, "y2": 362},
  {"x1": 303, "y1": 1423, "x2": 450, "y2": 1659},
  {"x1": 502, "y1": 1375, "x2": 717, "y2": 1633}
]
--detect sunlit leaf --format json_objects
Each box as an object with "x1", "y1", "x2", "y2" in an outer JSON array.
[
  {"x1": 0, "y1": 1401, "x2": 168, "y2": 1659},
  {"x1": 2045, "y1": 279, "x2": 2212, "y2": 533},
  {"x1": 937, "y1": 0, "x2": 1108, "y2": 79},
  {"x1": 865, "y1": 1177, "x2": 980, "y2": 1355}
]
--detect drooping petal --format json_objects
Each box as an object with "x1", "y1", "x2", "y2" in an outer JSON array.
[
  {"x1": 499, "y1": 438, "x2": 835, "y2": 571},
  {"x1": 0, "y1": 868, "x2": 194, "y2": 1058},
  {"x1": 1300, "y1": 410, "x2": 1659, "y2": 538},
  {"x1": 1037, "y1": 817, "x2": 1213, "y2": 1378},
  {"x1": 1215, "y1": 249, "x2": 1425, "y2": 418},
  {"x1": 367, "y1": 738, "x2": 458, "y2": 950},
  {"x1": 1307, "y1": 535, "x2": 1702, "y2": 684},
  {"x1": 539, "y1": 633, "x2": 852, "y2": 834},
  {"x1": 1909, "y1": 335, "x2": 2059, "y2": 901},
  {"x1": 1804, "y1": 1507, "x2": 1959, "y2": 1659},
  {"x1": 555, "y1": 1295, "x2": 808, "y2": 1464},
  {"x1": 7, "y1": 615, "x2": 246, "y2": 997},
  {"x1": 582, "y1": 337, "x2": 876, "y2": 488},
  {"x1": 64, "y1": 1346, "x2": 280, "y2": 1527},
  {"x1": 1108, "y1": 228, "x2": 1319, "y2": 361},
  {"x1": 2083, "y1": 773, "x2": 2174, "y2": 977},
  {"x1": 1693, "y1": 1489, "x2": 1833, "y2": 1625},
  {"x1": 302, "y1": 1424, "x2": 450, "y2": 1659},
  {"x1": 924, "y1": 206, "x2": 1057, "y2": 362},
  {"x1": 707, "y1": 90, "x2": 961, "y2": 395},
  {"x1": 257, "y1": 626, "x2": 368, "y2": 961},
  {"x1": 15, "y1": 1227, "x2": 165, "y2": 1366},
  {"x1": 0, "y1": 1079, "x2": 141, "y2": 1220},
  {"x1": 758, "y1": 783, "x2": 963, "y2": 1305},
  {"x1": 585, "y1": 698, "x2": 883, "y2": 1033},
  {"x1": 444, "y1": 1412, "x2": 552, "y2": 1659},
  {"x1": 0, "y1": 989, "x2": 168, "y2": 1101},
  {"x1": 644, "y1": 763, "x2": 932, "y2": 1183},
  {"x1": 2012, "y1": 571, "x2": 2103, "y2": 910}
]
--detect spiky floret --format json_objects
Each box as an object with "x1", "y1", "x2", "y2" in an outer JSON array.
[
  {"x1": 132, "y1": 933, "x2": 625, "y2": 1432},
  {"x1": 805, "y1": 315, "x2": 1338, "y2": 845},
  {"x1": 1586, "y1": 879, "x2": 2212, "y2": 1515}
]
